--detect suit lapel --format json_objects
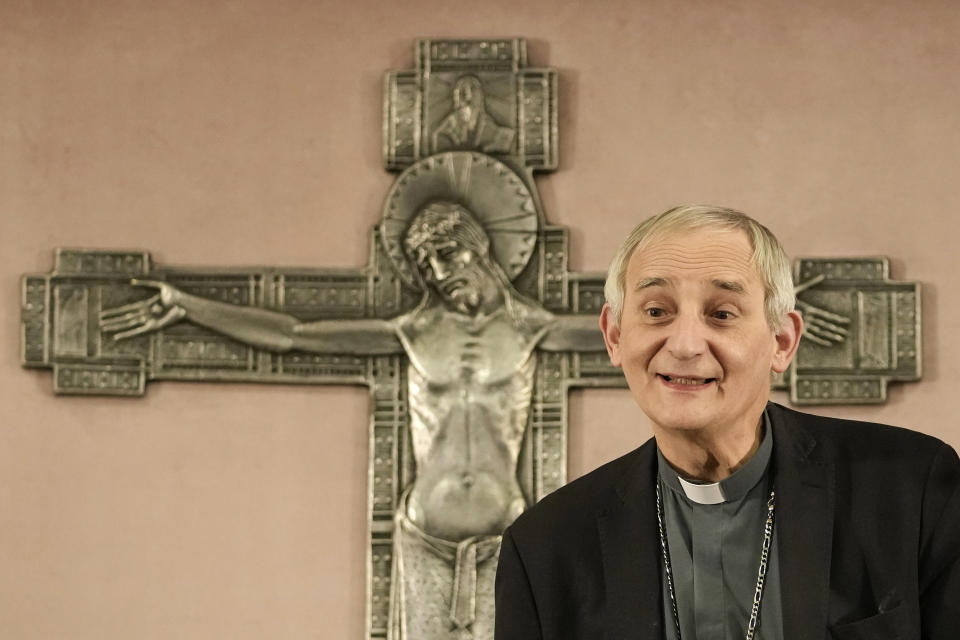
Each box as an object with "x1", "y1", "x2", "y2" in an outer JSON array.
[
  {"x1": 769, "y1": 404, "x2": 836, "y2": 640},
  {"x1": 596, "y1": 441, "x2": 664, "y2": 640},
  {"x1": 593, "y1": 406, "x2": 836, "y2": 639}
]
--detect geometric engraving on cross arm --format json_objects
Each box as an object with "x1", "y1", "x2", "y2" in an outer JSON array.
[
  {"x1": 21, "y1": 249, "x2": 394, "y2": 395},
  {"x1": 786, "y1": 257, "x2": 922, "y2": 405}
]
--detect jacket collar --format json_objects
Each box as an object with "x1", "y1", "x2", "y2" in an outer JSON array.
[
  {"x1": 597, "y1": 438, "x2": 664, "y2": 639},
  {"x1": 767, "y1": 402, "x2": 836, "y2": 640},
  {"x1": 595, "y1": 403, "x2": 835, "y2": 640}
]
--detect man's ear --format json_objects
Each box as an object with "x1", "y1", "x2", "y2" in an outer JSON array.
[
  {"x1": 599, "y1": 303, "x2": 623, "y2": 368},
  {"x1": 771, "y1": 310, "x2": 803, "y2": 374}
]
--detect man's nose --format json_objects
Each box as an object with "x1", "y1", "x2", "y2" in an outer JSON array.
[
  {"x1": 665, "y1": 313, "x2": 708, "y2": 360},
  {"x1": 428, "y1": 255, "x2": 449, "y2": 281}
]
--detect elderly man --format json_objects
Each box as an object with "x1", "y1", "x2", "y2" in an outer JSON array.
[{"x1": 495, "y1": 205, "x2": 960, "y2": 639}]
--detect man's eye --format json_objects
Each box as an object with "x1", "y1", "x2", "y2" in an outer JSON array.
[
  {"x1": 645, "y1": 308, "x2": 665, "y2": 318},
  {"x1": 712, "y1": 310, "x2": 734, "y2": 320}
]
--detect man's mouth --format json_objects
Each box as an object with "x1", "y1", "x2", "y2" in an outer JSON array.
[{"x1": 659, "y1": 374, "x2": 717, "y2": 386}]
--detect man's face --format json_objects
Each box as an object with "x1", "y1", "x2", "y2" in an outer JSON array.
[
  {"x1": 414, "y1": 237, "x2": 488, "y2": 314},
  {"x1": 600, "y1": 228, "x2": 800, "y2": 437}
]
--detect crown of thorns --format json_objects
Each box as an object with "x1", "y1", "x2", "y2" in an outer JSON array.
[{"x1": 404, "y1": 209, "x2": 463, "y2": 252}]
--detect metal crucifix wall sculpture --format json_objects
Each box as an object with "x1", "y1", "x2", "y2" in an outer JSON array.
[{"x1": 20, "y1": 38, "x2": 921, "y2": 640}]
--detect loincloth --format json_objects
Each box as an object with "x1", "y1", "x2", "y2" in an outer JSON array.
[{"x1": 388, "y1": 494, "x2": 502, "y2": 640}]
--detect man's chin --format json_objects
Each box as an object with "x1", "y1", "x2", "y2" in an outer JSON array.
[
  {"x1": 640, "y1": 400, "x2": 724, "y2": 434},
  {"x1": 652, "y1": 421, "x2": 715, "y2": 436}
]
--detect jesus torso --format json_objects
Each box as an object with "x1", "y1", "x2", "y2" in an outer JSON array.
[{"x1": 396, "y1": 303, "x2": 551, "y2": 541}]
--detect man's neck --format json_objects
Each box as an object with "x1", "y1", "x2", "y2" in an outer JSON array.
[{"x1": 655, "y1": 415, "x2": 765, "y2": 483}]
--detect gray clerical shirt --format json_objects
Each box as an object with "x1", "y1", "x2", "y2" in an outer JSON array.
[{"x1": 657, "y1": 412, "x2": 783, "y2": 640}]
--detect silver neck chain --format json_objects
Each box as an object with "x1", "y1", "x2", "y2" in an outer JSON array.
[{"x1": 655, "y1": 482, "x2": 776, "y2": 640}]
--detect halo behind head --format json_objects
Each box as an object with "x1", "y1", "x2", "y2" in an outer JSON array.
[{"x1": 380, "y1": 152, "x2": 539, "y2": 289}]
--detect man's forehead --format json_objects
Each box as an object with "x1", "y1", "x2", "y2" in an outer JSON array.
[
  {"x1": 632, "y1": 276, "x2": 747, "y2": 294},
  {"x1": 626, "y1": 228, "x2": 760, "y2": 285}
]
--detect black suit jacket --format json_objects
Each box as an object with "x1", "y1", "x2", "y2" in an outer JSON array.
[{"x1": 495, "y1": 404, "x2": 960, "y2": 639}]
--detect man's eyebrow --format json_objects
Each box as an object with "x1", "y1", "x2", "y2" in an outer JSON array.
[
  {"x1": 633, "y1": 277, "x2": 669, "y2": 291},
  {"x1": 712, "y1": 279, "x2": 746, "y2": 294}
]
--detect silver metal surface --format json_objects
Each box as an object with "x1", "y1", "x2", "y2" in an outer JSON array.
[
  {"x1": 384, "y1": 38, "x2": 557, "y2": 171},
  {"x1": 770, "y1": 258, "x2": 922, "y2": 404}
]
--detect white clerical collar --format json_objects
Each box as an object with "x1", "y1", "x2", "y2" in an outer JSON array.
[
  {"x1": 677, "y1": 477, "x2": 725, "y2": 504},
  {"x1": 656, "y1": 410, "x2": 774, "y2": 505}
]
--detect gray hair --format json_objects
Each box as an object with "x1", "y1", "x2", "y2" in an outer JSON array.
[{"x1": 603, "y1": 205, "x2": 795, "y2": 330}]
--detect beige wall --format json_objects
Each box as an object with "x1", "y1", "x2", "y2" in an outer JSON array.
[{"x1": 2, "y1": 1, "x2": 958, "y2": 637}]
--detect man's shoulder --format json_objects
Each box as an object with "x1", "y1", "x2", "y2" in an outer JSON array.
[
  {"x1": 508, "y1": 439, "x2": 655, "y2": 538},
  {"x1": 768, "y1": 402, "x2": 951, "y2": 468}
]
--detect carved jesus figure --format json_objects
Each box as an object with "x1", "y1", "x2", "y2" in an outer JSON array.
[
  {"x1": 431, "y1": 75, "x2": 515, "y2": 155},
  {"x1": 101, "y1": 202, "x2": 603, "y2": 640}
]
